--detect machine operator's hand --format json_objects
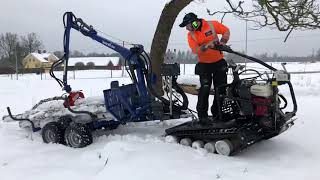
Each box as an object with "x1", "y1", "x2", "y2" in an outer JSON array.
[
  {"x1": 200, "y1": 42, "x2": 215, "y2": 52},
  {"x1": 207, "y1": 42, "x2": 215, "y2": 49},
  {"x1": 200, "y1": 44, "x2": 208, "y2": 52},
  {"x1": 219, "y1": 41, "x2": 227, "y2": 46}
]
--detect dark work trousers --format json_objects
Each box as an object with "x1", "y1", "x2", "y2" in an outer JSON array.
[{"x1": 195, "y1": 59, "x2": 228, "y2": 119}]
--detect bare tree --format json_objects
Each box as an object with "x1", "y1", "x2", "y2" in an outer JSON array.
[
  {"x1": 71, "y1": 50, "x2": 85, "y2": 57},
  {"x1": 150, "y1": 0, "x2": 320, "y2": 91},
  {"x1": 20, "y1": 32, "x2": 43, "y2": 55},
  {"x1": 150, "y1": 0, "x2": 193, "y2": 94},
  {"x1": 53, "y1": 51, "x2": 64, "y2": 59},
  {"x1": 0, "y1": 33, "x2": 19, "y2": 59},
  {"x1": 316, "y1": 48, "x2": 320, "y2": 58},
  {"x1": 207, "y1": 0, "x2": 320, "y2": 41}
]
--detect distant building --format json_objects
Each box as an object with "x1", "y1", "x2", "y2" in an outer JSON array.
[
  {"x1": 68, "y1": 57, "x2": 121, "y2": 70},
  {"x1": 23, "y1": 50, "x2": 59, "y2": 70}
]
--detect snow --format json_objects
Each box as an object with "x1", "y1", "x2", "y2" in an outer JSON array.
[
  {"x1": 68, "y1": 57, "x2": 120, "y2": 66},
  {"x1": 30, "y1": 52, "x2": 58, "y2": 62},
  {"x1": 1, "y1": 63, "x2": 320, "y2": 180},
  {"x1": 2, "y1": 96, "x2": 114, "y2": 129}
]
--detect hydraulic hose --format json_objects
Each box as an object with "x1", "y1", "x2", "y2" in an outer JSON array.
[{"x1": 140, "y1": 51, "x2": 188, "y2": 111}]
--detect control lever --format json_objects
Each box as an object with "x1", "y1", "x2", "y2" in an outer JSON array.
[
  {"x1": 213, "y1": 44, "x2": 233, "y2": 53},
  {"x1": 227, "y1": 59, "x2": 237, "y2": 68},
  {"x1": 235, "y1": 64, "x2": 245, "y2": 72},
  {"x1": 281, "y1": 63, "x2": 288, "y2": 72},
  {"x1": 227, "y1": 59, "x2": 244, "y2": 72}
]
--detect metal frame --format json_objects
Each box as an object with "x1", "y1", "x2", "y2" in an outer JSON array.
[{"x1": 214, "y1": 46, "x2": 297, "y2": 125}]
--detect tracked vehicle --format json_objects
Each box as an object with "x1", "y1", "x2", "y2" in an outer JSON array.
[{"x1": 165, "y1": 45, "x2": 297, "y2": 155}]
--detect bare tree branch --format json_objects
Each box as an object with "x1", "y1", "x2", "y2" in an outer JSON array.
[
  {"x1": 20, "y1": 33, "x2": 43, "y2": 55},
  {"x1": 207, "y1": 0, "x2": 320, "y2": 41},
  {"x1": 0, "y1": 33, "x2": 19, "y2": 58}
]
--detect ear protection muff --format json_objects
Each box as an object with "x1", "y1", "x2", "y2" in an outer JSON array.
[{"x1": 192, "y1": 21, "x2": 199, "y2": 29}]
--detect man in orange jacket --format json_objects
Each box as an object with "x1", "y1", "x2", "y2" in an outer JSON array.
[{"x1": 180, "y1": 12, "x2": 230, "y2": 124}]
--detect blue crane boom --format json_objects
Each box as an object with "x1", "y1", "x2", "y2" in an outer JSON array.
[
  {"x1": 59, "y1": 12, "x2": 148, "y2": 98},
  {"x1": 49, "y1": 12, "x2": 189, "y2": 123}
]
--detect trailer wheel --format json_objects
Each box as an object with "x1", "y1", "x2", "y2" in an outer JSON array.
[
  {"x1": 58, "y1": 116, "x2": 72, "y2": 130},
  {"x1": 42, "y1": 122, "x2": 64, "y2": 144},
  {"x1": 64, "y1": 123, "x2": 93, "y2": 148}
]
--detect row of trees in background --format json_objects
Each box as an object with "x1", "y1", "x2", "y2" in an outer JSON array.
[
  {"x1": 53, "y1": 50, "x2": 123, "y2": 59},
  {"x1": 61, "y1": 48, "x2": 320, "y2": 66},
  {"x1": 0, "y1": 32, "x2": 43, "y2": 68},
  {"x1": 165, "y1": 49, "x2": 320, "y2": 64},
  {"x1": 1, "y1": 31, "x2": 319, "y2": 72}
]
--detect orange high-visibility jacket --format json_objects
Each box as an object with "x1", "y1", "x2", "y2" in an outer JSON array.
[{"x1": 187, "y1": 19, "x2": 229, "y2": 63}]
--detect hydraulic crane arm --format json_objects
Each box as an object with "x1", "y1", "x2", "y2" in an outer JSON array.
[
  {"x1": 50, "y1": 12, "x2": 149, "y2": 98},
  {"x1": 50, "y1": 12, "x2": 189, "y2": 114}
]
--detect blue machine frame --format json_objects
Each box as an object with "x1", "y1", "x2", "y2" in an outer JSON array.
[{"x1": 6, "y1": 12, "x2": 188, "y2": 134}]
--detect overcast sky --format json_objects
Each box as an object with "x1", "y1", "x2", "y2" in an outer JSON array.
[{"x1": 1, "y1": 0, "x2": 319, "y2": 56}]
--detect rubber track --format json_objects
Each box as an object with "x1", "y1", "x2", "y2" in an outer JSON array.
[{"x1": 166, "y1": 122, "x2": 265, "y2": 155}]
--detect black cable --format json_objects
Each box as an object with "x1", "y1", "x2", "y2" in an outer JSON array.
[
  {"x1": 140, "y1": 51, "x2": 190, "y2": 112},
  {"x1": 278, "y1": 94, "x2": 288, "y2": 110},
  {"x1": 238, "y1": 68, "x2": 272, "y2": 82},
  {"x1": 171, "y1": 91, "x2": 197, "y2": 114},
  {"x1": 63, "y1": 96, "x2": 97, "y2": 119},
  {"x1": 6, "y1": 107, "x2": 38, "y2": 131},
  {"x1": 139, "y1": 52, "x2": 179, "y2": 111},
  {"x1": 239, "y1": 69, "x2": 263, "y2": 77},
  {"x1": 124, "y1": 54, "x2": 134, "y2": 81},
  {"x1": 164, "y1": 83, "x2": 181, "y2": 106},
  {"x1": 241, "y1": 75, "x2": 261, "y2": 80},
  {"x1": 50, "y1": 57, "x2": 64, "y2": 87},
  {"x1": 142, "y1": 51, "x2": 191, "y2": 113},
  {"x1": 50, "y1": 13, "x2": 71, "y2": 89}
]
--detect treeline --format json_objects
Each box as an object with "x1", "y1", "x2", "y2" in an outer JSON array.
[
  {"x1": 59, "y1": 48, "x2": 320, "y2": 66},
  {"x1": 52, "y1": 50, "x2": 123, "y2": 59},
  {"x1": 1, "y1": 31, "x2": 319, "y2": 72},
  {"x1": 164, "y1": 49, "x2": 320, "y2": 64},
  {"x1": 53, "y1": 50, "x2": 125, "y2": 66}
]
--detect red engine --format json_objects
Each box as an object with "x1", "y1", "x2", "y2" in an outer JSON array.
[
  {"x1": 252, "y1": 97, "x2": 272, "y2": 116},
  {"x1": 63, "y1": 91, "x2": 85, "y2": 107}
]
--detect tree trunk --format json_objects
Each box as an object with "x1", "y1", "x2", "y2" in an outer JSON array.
[{"x1": 150, "y1": 0, "x2": 193, "y2": 95}]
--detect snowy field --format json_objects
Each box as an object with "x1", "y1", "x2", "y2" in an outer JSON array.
[{"x1": 0, "y1": 63, "x2": 320, "y2": 180}]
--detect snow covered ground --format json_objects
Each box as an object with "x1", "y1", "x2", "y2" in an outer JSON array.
[{"x1": 0, "y1": 63, "x2": 320, "y2": 180}]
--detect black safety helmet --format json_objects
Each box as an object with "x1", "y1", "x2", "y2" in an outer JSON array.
[{"x1": 179, "y1": 12, "x2": 199, "y2": 27}]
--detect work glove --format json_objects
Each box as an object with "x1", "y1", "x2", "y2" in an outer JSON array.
[
  {"x1": 200, "y1": 42, "x2": 215, "y2": 52},
  {"x1": 207, "y1": 43, "x2": 215, "y2": 49},
  {"x1": 200, "y1": 44, "x2": 208, "y2": 52}
]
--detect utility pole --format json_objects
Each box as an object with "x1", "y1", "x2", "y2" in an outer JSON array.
[
  {"x1": 245, "y1": 20, "x2": 248, "y2": 70},
  {"x1": 15, "y1": 45, "x2": 18, "y2": 80},
  {"x1": 245, "y1": 20, "x2": 248, "y2": 55},
  {"x1": 312, "y1": 48, "x2": 315, "y2": 61}
]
